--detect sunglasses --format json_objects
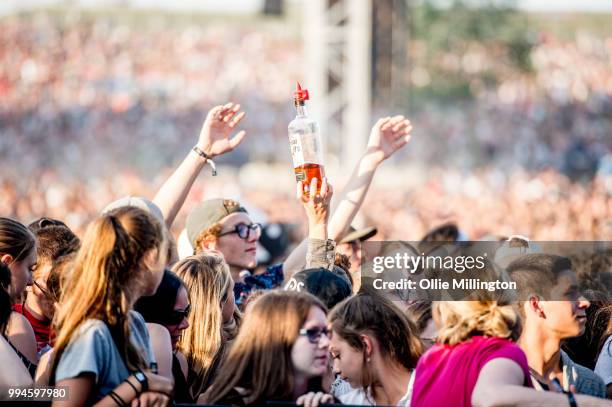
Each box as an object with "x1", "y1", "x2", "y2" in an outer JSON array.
[
  {"x1": 299, "y1": 327, "x2": 330, "y2": 344},
  {"x1": 218, "y1": 223, "x2": 262, "y2": 240},
  {"x1": 166, "y1": 304, "x2": 191, "y2": 325}
]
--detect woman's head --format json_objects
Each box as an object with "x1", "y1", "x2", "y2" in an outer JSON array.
[
  {"x1": 0, "y1": 217, "x2": 36, "y2": 300},
  {"x1": 134, "y1": 270, "x2": 190, "y2": 350},
  {"x1": 172, "y1": 252, "x2": 235, "y2": 397},
  {"x1": 27, "y1": 220, "x2": 80, "y2": 320},
  {"x1": 328, "y1": 291, "x2": 423, "y2": 390},
  {"x1": 69, "y1": 206, "x2": 166, "y2": 300},
  {"x1": 53, "y1": 206, "x2": 166, "y2": 373},
  {"x1": 186, "y1": 199, "x2": 260, "y2": 270},
  {"x1": 434, "y1": 301, "x2": 521, "y2": 345},
  {"x1": 203, "y1": 291, "x2": 328, "y2": 405}
]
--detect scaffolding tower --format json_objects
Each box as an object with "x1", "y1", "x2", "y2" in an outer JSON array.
[{"x1": 304, "y1": 0, "x2": 410, "y2": 167}]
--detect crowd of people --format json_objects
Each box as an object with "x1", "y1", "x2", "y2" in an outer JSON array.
[
  {"x1": 1, "y1": 7, "x2": 611, "y2": 407},
  {"x1": 1, "y1": 11, "x2": 611, "y2": 179},
  {"x1": 1, "y1": 99, "x2": 611, "y2": 407},
  {"x1": 1, "y1": 12, "x2": 610, "y2": 244}
]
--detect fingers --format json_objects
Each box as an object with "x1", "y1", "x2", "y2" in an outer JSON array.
[
  {"x1": 393, "y1": 118, "x2": 411, "y2": 133},
  {"x1": 228, "y1": 130, "x2": 247, "y2": 150},
  {"x1": 374, "y1": 116, "x2": 390, "y2": 129},
  {"x1": 309, "y1": 177, "x2": 318, "y2": 202},
  {"x1": 228, "y1": 110, "x2": 246, "y2": 128},
  {"x1": 312, "y1": 391, "x2": 325, "y2": 407},
  {"x1": 222, "y1": 103, "x2": 241, "y2": 123},
  {"x1": 296, "y1": 180, "x2": 304, "y2": 201},
  {"x1": 378, "y1": 115, "x2": 411, "y2": 135},
  {"x1": 321, "y1": 178, "x2": 333, "y2": 203},
  {"x1": 210, "y1": 102, "x2": 241, "y2": 122},
  {"x1": 319, "y1": 177, "x2": 328, "y2": 199}
]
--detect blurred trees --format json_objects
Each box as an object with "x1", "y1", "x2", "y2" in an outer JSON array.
[{"x1": 408, "y1": 0, "x2": 533, "y2": 103}]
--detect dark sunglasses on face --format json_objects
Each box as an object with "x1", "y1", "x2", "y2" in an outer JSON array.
[
  {"x1": 166, "y1": 304, "x2": 191, "y2": 325},
  {"x1": 299, "y1": 327, "x2": 330, "y2": 344},
  {"x1": 218, "y1": 223, "x2": 262, "y2": 240}
]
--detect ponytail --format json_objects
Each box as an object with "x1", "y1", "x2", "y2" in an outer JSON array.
[{"x1": 52, "y1": 206, "x2": 164, "y2": 382}]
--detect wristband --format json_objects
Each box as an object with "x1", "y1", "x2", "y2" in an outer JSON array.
[
  {"x1": 566, "y1": 392, "x2": 577, "y2": 407},
  {"x1": 124, "y1": 377, "x2": 140, "y2": 395},
  {"x1": 133, "y1": 371, "x2": 149, "y2": 393},
  {"x1": 108, "y1": 390, "x2": 127, "y2": 407},
  {"x1": 193, "y1": 146, "x2": 218, "y2": 176}
]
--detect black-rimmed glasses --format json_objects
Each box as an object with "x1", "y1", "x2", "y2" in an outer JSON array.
[{"x1": 218, "y1": 223, "x2": 262, "y2": 240}]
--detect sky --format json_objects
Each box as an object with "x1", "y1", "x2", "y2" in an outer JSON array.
[{"x1": 2, "y1": 0, "x2": 612, "y2": 15}]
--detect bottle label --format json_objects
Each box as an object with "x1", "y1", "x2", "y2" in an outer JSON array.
[{"x1": 289, "y1": 135, "x2": 305, "y2": 167}]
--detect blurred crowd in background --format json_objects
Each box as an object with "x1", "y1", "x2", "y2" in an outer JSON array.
[{"x1": 0, "y1": 10, "x2": 610, "y2": 245}]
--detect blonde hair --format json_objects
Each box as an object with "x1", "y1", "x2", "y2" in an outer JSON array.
[
  {"x1": 52, "y1": 207, "x2": 166, "y2": 379},
  {"x1": 172, "y1": 252, "x2": 233, "y2": 399},
  {"x1": 434, "y1": 301, "x2": 521, "y2": 345},
  {"x1": 202, "y1": 291, "x2": 327, "y2": 405}
]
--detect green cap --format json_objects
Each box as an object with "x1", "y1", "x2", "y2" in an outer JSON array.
[{"x1": 186, "y1": 198, "x2": 248, "y2": 246}]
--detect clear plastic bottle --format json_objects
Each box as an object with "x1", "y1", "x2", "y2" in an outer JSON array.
[{"x1": 288, "y1": 82, "x2": 325, "y2": 197}]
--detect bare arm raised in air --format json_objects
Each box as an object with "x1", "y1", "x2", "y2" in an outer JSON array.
[
  {"x1": 283, "y1": 116, "x2": 412, "y2": 276},
  {"x1": 298, "y1": 177, "x2": 335, "y2": 271},
  {"x1": 153, "y1": 103, "x2": 246, "y2": 228}
]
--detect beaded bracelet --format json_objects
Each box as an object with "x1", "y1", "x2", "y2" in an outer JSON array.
[{"x1": 193, "y1": 146, "x2": 218, "y2": 176}]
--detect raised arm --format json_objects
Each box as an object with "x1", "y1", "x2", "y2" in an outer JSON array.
[
  {"x1": 328, "y1": 115, "x2": 412, "y2": 240},
  {"x1": 153, "y1": 103, "x2": 246, "y2": 228},
  {"x1": 283, "y1": 116, "x2": 412, "y2": 274},
  {"x1": 298, "y1": 177, "x2": 335, "y2": 272}
]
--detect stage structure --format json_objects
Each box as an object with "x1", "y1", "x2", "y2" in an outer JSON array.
[{"x1": 303, "y1": 0, "x2": 410, "y2": 167}]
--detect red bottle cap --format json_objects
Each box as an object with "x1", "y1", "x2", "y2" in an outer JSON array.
[{"x1": 294, "y1": 82, "x2": 309, "y2": 101}]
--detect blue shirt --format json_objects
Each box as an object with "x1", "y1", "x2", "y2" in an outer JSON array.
[
  {"x1": 55, "y1": 311, "x2": 156, "y2": 402},
  {"x1": 234, "y1": 264, "x2": 284, "y2": 307}
]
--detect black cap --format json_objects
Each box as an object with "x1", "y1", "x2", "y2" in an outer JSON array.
[
  {"x1": 284, "y1": 268, "x2": 352, "y2": 309},
  {"x1": 339, "y1": 226, "x2": 377, "y2": 244}
]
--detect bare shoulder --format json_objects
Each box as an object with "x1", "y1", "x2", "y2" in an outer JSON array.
[
  {"x1": 7, "y1": 311, "x2": 38, "y2": 363},
  {"x1": 0, "y1": 335, "x2": 33, "y2": 387}
]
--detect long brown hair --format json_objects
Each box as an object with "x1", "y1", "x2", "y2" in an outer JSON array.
[
  {"x1": 329, "y1": 289, "x2": 423, "y2": 397},
  {"x1": 202, "y1": 291, "x2": 327, "y2": 405},
  {"x1": 52, "y1": 206, "x2": 165, "y2": 379},
  {"x1": 0, "y1": 217, "x2": 36, "y2": 264},
  {"x1": 172, "y1": 252, "x2": 234, "y2": 399}
]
